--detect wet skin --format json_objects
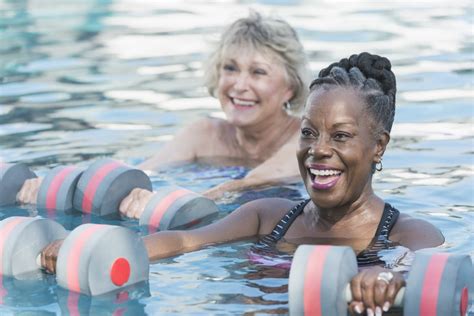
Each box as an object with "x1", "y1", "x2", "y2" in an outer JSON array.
[{"x1": 296, "y1": 87, "x2": 388, "y2": 215}]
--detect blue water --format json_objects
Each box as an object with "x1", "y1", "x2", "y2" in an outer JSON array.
[{"x1": 1, "y1": 0, "x2": 473, "y2": 314}]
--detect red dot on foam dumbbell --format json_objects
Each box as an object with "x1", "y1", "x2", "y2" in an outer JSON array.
[{"x1": 110, "y1": 258, "x2": 131, "y2": 286}]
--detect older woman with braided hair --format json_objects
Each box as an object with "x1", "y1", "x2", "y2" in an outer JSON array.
[{"x1": 41, "y1": 53, "x2": 444, "y2": 315}]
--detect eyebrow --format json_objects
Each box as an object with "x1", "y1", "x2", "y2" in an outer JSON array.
[
  {"x1": 223, "y1": 58, "x2": 272, "y2": 69},
  {"x1": 301, "y1": 117, "x2": 356, "y2": 127}
]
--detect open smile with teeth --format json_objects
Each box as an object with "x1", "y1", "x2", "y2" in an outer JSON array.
[
  {"x1": 231, "y1": 97, "x2": 257, "y2": 107},
  {"x1": 309, "y1": 168, "x2": 342, "y2": 190}
]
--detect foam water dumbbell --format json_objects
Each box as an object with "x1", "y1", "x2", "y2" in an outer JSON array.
[
  {"x1": 0, "y1": 163, "x2": 37, "y2": 206},
  {"x1": 139, "y1": 185, "x2": 219, "y2": 233},
  {"x1": 36, "y1": 166, "x2": 84, "y2": 211},
  {"x1": 73, "y1": 158, "x2": 152, "y2": 216},
  {"x1": 0, "y1": 216, "x2": 67, "y2": 277},
  {"x1": 288, "y1": 245, "x2": 472, "y2": 316},
  {"x1": 0, "y1": 216, "x2": 149, "y2": 296},
  {"x1": 56, "y1": 222, "x2": 149, "y2": 296}
]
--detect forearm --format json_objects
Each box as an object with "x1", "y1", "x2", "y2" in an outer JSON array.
[
  {"x1": 143, "y1": 228, "x2": 223, "y2": 262},
  {"x1": 202, "y1": 173, "x2": 299, "y2": 200}
]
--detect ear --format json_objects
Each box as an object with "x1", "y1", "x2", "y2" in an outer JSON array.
[
  {"x1": 373, "y1": 131, "x2": 390, "y2": 163},
  {"x1": 283, "y1": 86, "x2": 295, "y2": 105}
]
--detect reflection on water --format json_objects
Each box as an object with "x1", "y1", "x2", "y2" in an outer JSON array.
[{"x1": 0, "y1": 0, "x2": 473, "y2": 314}]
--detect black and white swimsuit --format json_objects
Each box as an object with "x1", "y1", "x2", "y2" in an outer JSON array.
[{"x1": 254, "y1": 199, "x2": 400, "y2": 266}]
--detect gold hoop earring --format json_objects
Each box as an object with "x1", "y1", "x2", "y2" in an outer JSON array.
[{"x1": 375, "y1": 159, "x2": 383, "y2": 172}]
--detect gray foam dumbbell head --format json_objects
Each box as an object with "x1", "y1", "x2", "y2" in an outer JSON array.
[
  {"x1": 56, "y1": 223, "x2": 149, "y2": 296},
  {"x1": 404, "y1": 251, "x2": 472, "y2": 316},
  {"x1": 0, "y1": 216, "x2": 68, "y2": 278},
  {"x1": 289, "y1": 245, "x2": 358, "y2": 316},
  {"x1": 0, "y1": 163, "x2": 37, "y2": 206},
  {"x1": 37, "y1": 166, "x2": 84, "y2": 211},
  {"x1": 73, "y1": 158, "x2": 152, "y2": 216},
  {"x1": 139, "y1": 185, "x2": 219, "y2": 233}
]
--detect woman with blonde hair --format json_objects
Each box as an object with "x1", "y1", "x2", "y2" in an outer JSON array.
[{"x1": 134, "y1": 11, "x2": 310, "y2": 204}]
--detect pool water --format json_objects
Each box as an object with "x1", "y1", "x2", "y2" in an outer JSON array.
[{"x1": 0, "y1": 0, "x2": 473, "y2": 314}]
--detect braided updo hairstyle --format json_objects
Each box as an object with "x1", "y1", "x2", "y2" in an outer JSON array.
[{"x1": 309, "y1": 52, "x2": 396, "y2": 134}]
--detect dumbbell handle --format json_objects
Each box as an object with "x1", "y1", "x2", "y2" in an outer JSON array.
[{"x1": 345, "y1": 285, "x2": 405, "y2": 307}]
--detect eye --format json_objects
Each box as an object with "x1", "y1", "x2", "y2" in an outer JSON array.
[
  {"x1": 253, "y1": 68, "x2": 267, "y2": 75},
  {"x1": 223, "y1": 64, "x2": 236, "y2": 72},
  {"x1": 301, "y1": 128, "x2": 315, "y2": 137},
  {"x1": 333, "y1": 132, "x2": 351, "y2": 142}
]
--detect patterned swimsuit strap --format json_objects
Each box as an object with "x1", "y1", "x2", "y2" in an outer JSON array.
[
  {"x1": 261, "y1": 199, "x2": 310, "y2": 244},
  {"x1": 356, "y1": 203, "x2": 400, "y2": 266}
]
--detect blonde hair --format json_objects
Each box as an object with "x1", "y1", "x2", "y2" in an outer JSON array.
[{"x1": 204, "y1": 11, "x2": 310, "y2": 112}]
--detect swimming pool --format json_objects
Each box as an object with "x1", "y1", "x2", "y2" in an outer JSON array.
[{"x1": 0, "y1": 0, "x2": 472, "y2": 314}]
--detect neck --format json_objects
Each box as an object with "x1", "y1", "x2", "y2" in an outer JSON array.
[
  {"x1": 234, "y1": 112, "x2": 298, "y2": 159},
  {"x1": 306, "y1": 189, "x2": 384, "y2": 230}
]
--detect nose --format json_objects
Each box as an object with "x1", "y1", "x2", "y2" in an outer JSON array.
[
  {"x1": 233, "y1": 72, "x2": 250, "y2": 92},
  {"x1": 309, "y1": 137, "x2": 332, "y2": 159}
]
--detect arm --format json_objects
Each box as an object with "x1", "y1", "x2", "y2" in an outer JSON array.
[
  {"x1": 42, "y1": 198, "x2": 268, "y2": 272},
  {"x1": 390, "y1": 214, "x2": 445, "y2": 250},
  {"x1": 203, "y1": 134, "x2": 300, "y2": 199},
  {"x1": 131, "y1": 198, "x2": 273, "y2": 261}
]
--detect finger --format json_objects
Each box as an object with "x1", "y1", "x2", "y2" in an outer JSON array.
[
  {"x1": 23, "y1": 179, "x2": 37, "y2": 204},
  {"x1": 30, "y1": 177, "x2": 42, "y2": 203},
  {"x1": 43, "y1": 246, "x2": 53, "y2": 273},
  {"x1": 137, "y1": 188, "x2": 152, "y2": 199},
  {"x1": 384, "y1": 275, "x2": 405, "y2": 311},
  {"x1": 348, "y1": 301, "x2": 365, "y2": 315},
  {"x1": 119, "y1": 193, "x2": 133, "y2": 216},
  {"x1": 16, "y1": 180, "x2": 29, "y2": 203},
  {"x1": 373, "y1": 278, "x2": 388, "y2": 309},
  {"x1": 137, "y1": 192, "x2": 152, "y2": 218},
  {"x1": 350, "y1": 273, "x2": 363, "y2": 302},
  {"x1": 134, "y1": 201, "x2": 146, "y2": 219},
  {"x1": 361, "y1": 277, "x2": 376, "y2": 312},
  {"x1": 124, "y1": 198, "x2": 137, "y2": 218}
]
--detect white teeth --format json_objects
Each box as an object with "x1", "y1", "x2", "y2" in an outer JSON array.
[
  {"x1": 233, "y1": 98, "x2": 256, "y2": 107},
  {"x1": 309, "y1": 169, "x2": 341, "y2": 176}
]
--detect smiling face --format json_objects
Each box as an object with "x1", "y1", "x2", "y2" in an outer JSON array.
[
  {"x1": 297, "y1": 87, "x2": 388, "y2": 209},
  {"x1": 216, "y1": 48, "x2": 293, "y2": 127}
]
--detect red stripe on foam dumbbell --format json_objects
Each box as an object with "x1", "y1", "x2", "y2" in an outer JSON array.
[
  {"x1": 304, "y1": 245, "x2": 332, "y2": 316},
  {"x1": 420, "y1": 253, "x2": 450, "y2": 316},
  {"x1": 148, "y1": 188, "x2": 191, "y2": 230},
  {"x1": 460, "y1": 286, "x2": 468, "y2": 316},
  {"x1": 82, "y1": 161, "x2": 122, "y2": 213},
  {"x1": 45, "y1": 166, "x2": 76, "y2": 209},
  {"x1": 66, "y1": 225, "x2": 103, "y2": 292}
]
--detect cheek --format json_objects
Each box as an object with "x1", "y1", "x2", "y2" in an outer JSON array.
[
  {"x1": 296, "y1": 141, "x2": 309, "y2": 168},
  {"x1": 217, "y1": 75, "x2": 232, "y2": 92},
  {"x1": 340, "y1": 143, "x2": 375, "y2": 172}
]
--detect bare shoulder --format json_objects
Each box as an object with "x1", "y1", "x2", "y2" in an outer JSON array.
[
  {"x1": 184, "y1": 117, "x2": 223, "y2": 134},
  {"x1": 390, "y1": 213, "x2": 445, "y2": 250},
  {"x1": 239, "y1": 198, "x2": 300, "y2": 235}
]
